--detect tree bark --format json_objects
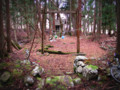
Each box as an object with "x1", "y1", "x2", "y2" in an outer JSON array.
[
  {"x1": 6, "y1": 0, "x2": 12, "y2": 52},
  {"x1": 41, "y1": 0, "x2": 46, "y2": 54},
  {"x1": 93, "y1": 0, "x2": 96, "y2": 34},
  {"x1": 116, "y1": 0, "x2": 120, "y2": 56},
  {"x1": 0, "y1": 0, "x2": 6, "y2": 58}
]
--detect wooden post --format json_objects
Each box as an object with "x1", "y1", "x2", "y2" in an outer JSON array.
[
  {"x1": 76, "y1": 9, "x2": 80, "y2": 53},
  {"x1": 76, "y1": 0, "x2": 82, "y2": 53}
]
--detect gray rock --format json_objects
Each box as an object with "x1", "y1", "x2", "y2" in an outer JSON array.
[
  {"x1": 32, "y1": 62, "x2": 38, "y2": 66},
  {"x1": 82, "y1": 65, "x2": 98, "y2": 80},
  {"x1": 76, "y1": 66, "x2": 83, "y2": 73},
  {"x1": 66, "y1": 72, "x2": 73, "y2": 75},
  {"x1": 73, "y1": 78, "x2": 81, "y2": 84},
  {"x1": 74, "y1": 63, "x2": 77, "y2": 68},
  {"x1": 31, "y1": 65, "x2": 44, "y2": 76},
  {"x1": 76, "y1": 61, "x2": 85, "y2": 67},
  {"x1": 21, "y1": 60, "x2": 31, "y2": 65},
  {"x1": 0, "y1": 71, "x2": 11, "y2": 82},
  {"x1": 24, "y1": 75, "x2": 34, "y2": 86},
  {"x1": 74, "y1": 56, "x2": 88, "y2": 64}
]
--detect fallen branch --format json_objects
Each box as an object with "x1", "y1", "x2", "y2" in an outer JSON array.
[
  {"x1": 44, "y1": 45, "x2": 54, "y2": 50},
  {"x1": 38, "y1": 49, "x2": 75, "y2": 54}
]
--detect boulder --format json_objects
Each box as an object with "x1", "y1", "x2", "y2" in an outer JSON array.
[
  {"x1": 76, "y1": 61, "x2": 85, "y2": 67},
  {"x1": 82, "y1": 65, "x2": 98, "y2": 80},
  {"x1": 0, "y1": 71, "x2": 11, "y2": 82},
  {"x1": 74, "y1": 56, "x2": 88, "y2": 64},
  {"x1": 31, "y1": 65, "x2": 44, "y2": 76},
  {"x1": 24, "y1": 75, "x2": 34, "y2": 86},
  {"x1": 76, "y1": 66, "x2": 83, "y2": 73}
]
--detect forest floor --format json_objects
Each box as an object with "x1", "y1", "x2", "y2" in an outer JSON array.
[
  {"x1": 1, "y1": 34, "x2": 119, "y2": 89},
  {"x1": 10, "y1": 34, "x2": 115, "y2": 76}
]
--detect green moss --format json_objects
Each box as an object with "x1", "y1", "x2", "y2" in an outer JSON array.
[
  {"x1": 12, "y1": 69, "x2": 23, "y2": 77},
  {"x1": 0, "y1": 62, "x2": 9, "y2": 70},
  {"x1": 46, "y1": 76, "x2": 61, "y2": 86},
  {"x1": 87, "y1": 65, "x2": 98, "y2": 70},
  {"x1": 24, "y1": 64, "x2": 32, "y2": 70},
  {"x1": 15, "y1": 64, "x2": 21, "y2": 68},
  {"x1": 56, "y1": 84, "x2": 67, "y2": 90},
  {"x1": 78, "y1": 73, "x2": 83, "y2": 78},
  {"x1": 37, "y1": 77, "x2": 44, "y2": 89}
]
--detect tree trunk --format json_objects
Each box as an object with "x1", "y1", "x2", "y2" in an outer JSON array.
[
  {"x1": 6, "y1": 0, "x2": 12, "y2": 52},
  {"x1": 0, "y1": 0, "x2": 6, "y2": 58},
  {"x1": 93, "y1": 0, "x2": 96, "y2": 34},
  {"x1": 52, "y1": 13, "x2": 55, "y2": 31},
  {"x1": 41, "y1": 0, "x2": 46, "y2": 54},
  {"x1": 116, "y1": 0, "x2": 120, "y2": 56},
  {"x1": 68, "y1": 0, "x2": 72, "y2": 35}
]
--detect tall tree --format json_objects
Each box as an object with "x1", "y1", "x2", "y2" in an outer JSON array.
[
  {"x1": 76, "y1": 0, "x2": 81, "y2": 53},
  {"x1": 0, "y1": 0, "x2": 6, "y2": 58},
  {"x1": 5, "y1": 0, "x2": 12, "y2": 52},
  {"x1": 93, "y1": 0, "x2": 96, "y2": 34},
  {"x1": 116, "y1": 0, "x2": 120, "y2": 56}
]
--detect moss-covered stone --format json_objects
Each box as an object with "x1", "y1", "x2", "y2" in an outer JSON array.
[
  {"x1": 12, "y1": 69, "x2": 23, "y2": 77},
  {"x1": 0, "y1": 71, "x2": 11, "y2": 82},
  {"x1": 37, "y1": 77, "x2": 45, "y2": 89},
  {"x1": 73, "y1": 78, "x2": 81, "y2": 85},
  {"x1": 46, "y1": 76, "x2": 74, "y2": 87},
  {"x1": 86, "y1": 65, "x2": 98, "y2": 70}
]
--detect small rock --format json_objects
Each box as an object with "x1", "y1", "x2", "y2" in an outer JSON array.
[
  {"x1": 97, "y1": 75, "x2": 107, "y2": 81},
  {"x1": 61, "y1": 75, "x2": 74, "y2": 87},
  {"x1": 76, "y1": 61, "x2": 85, "y2": 67},
  {"x1": 0, "y1": 71, "x2": 11, "y2": 82},
  {"x1": 73, "y1": 78, "x2": 81, "y2": 84},
  {"x1": 66, "y1": 72, "x2": 73, "y2": 75},
  {"x1": 31, "y1": 65, "x2": 44, "y2": 76},
  {"x1": 100, "y1": 46, "x2": 107, "y2": 50},
  {"x1": 76, "y1": 66, "x2": 83, "y2": 73},
  {"x1": 102, "y1": 61, "x2": 107, "y2": 65},
  {"x1": 21, "y1": 60, "x2": 31, "y2": 65},
  {"x1": 32, "y1": 62, "x2": 38, "y2": 66},
  {"x1": 24, "y1": 75, "x2": 34, "y2": 86}
]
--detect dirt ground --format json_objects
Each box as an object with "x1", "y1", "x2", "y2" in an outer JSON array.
[{"x1": 9, "y1": 35, "x2": 113, "y2": 77}]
